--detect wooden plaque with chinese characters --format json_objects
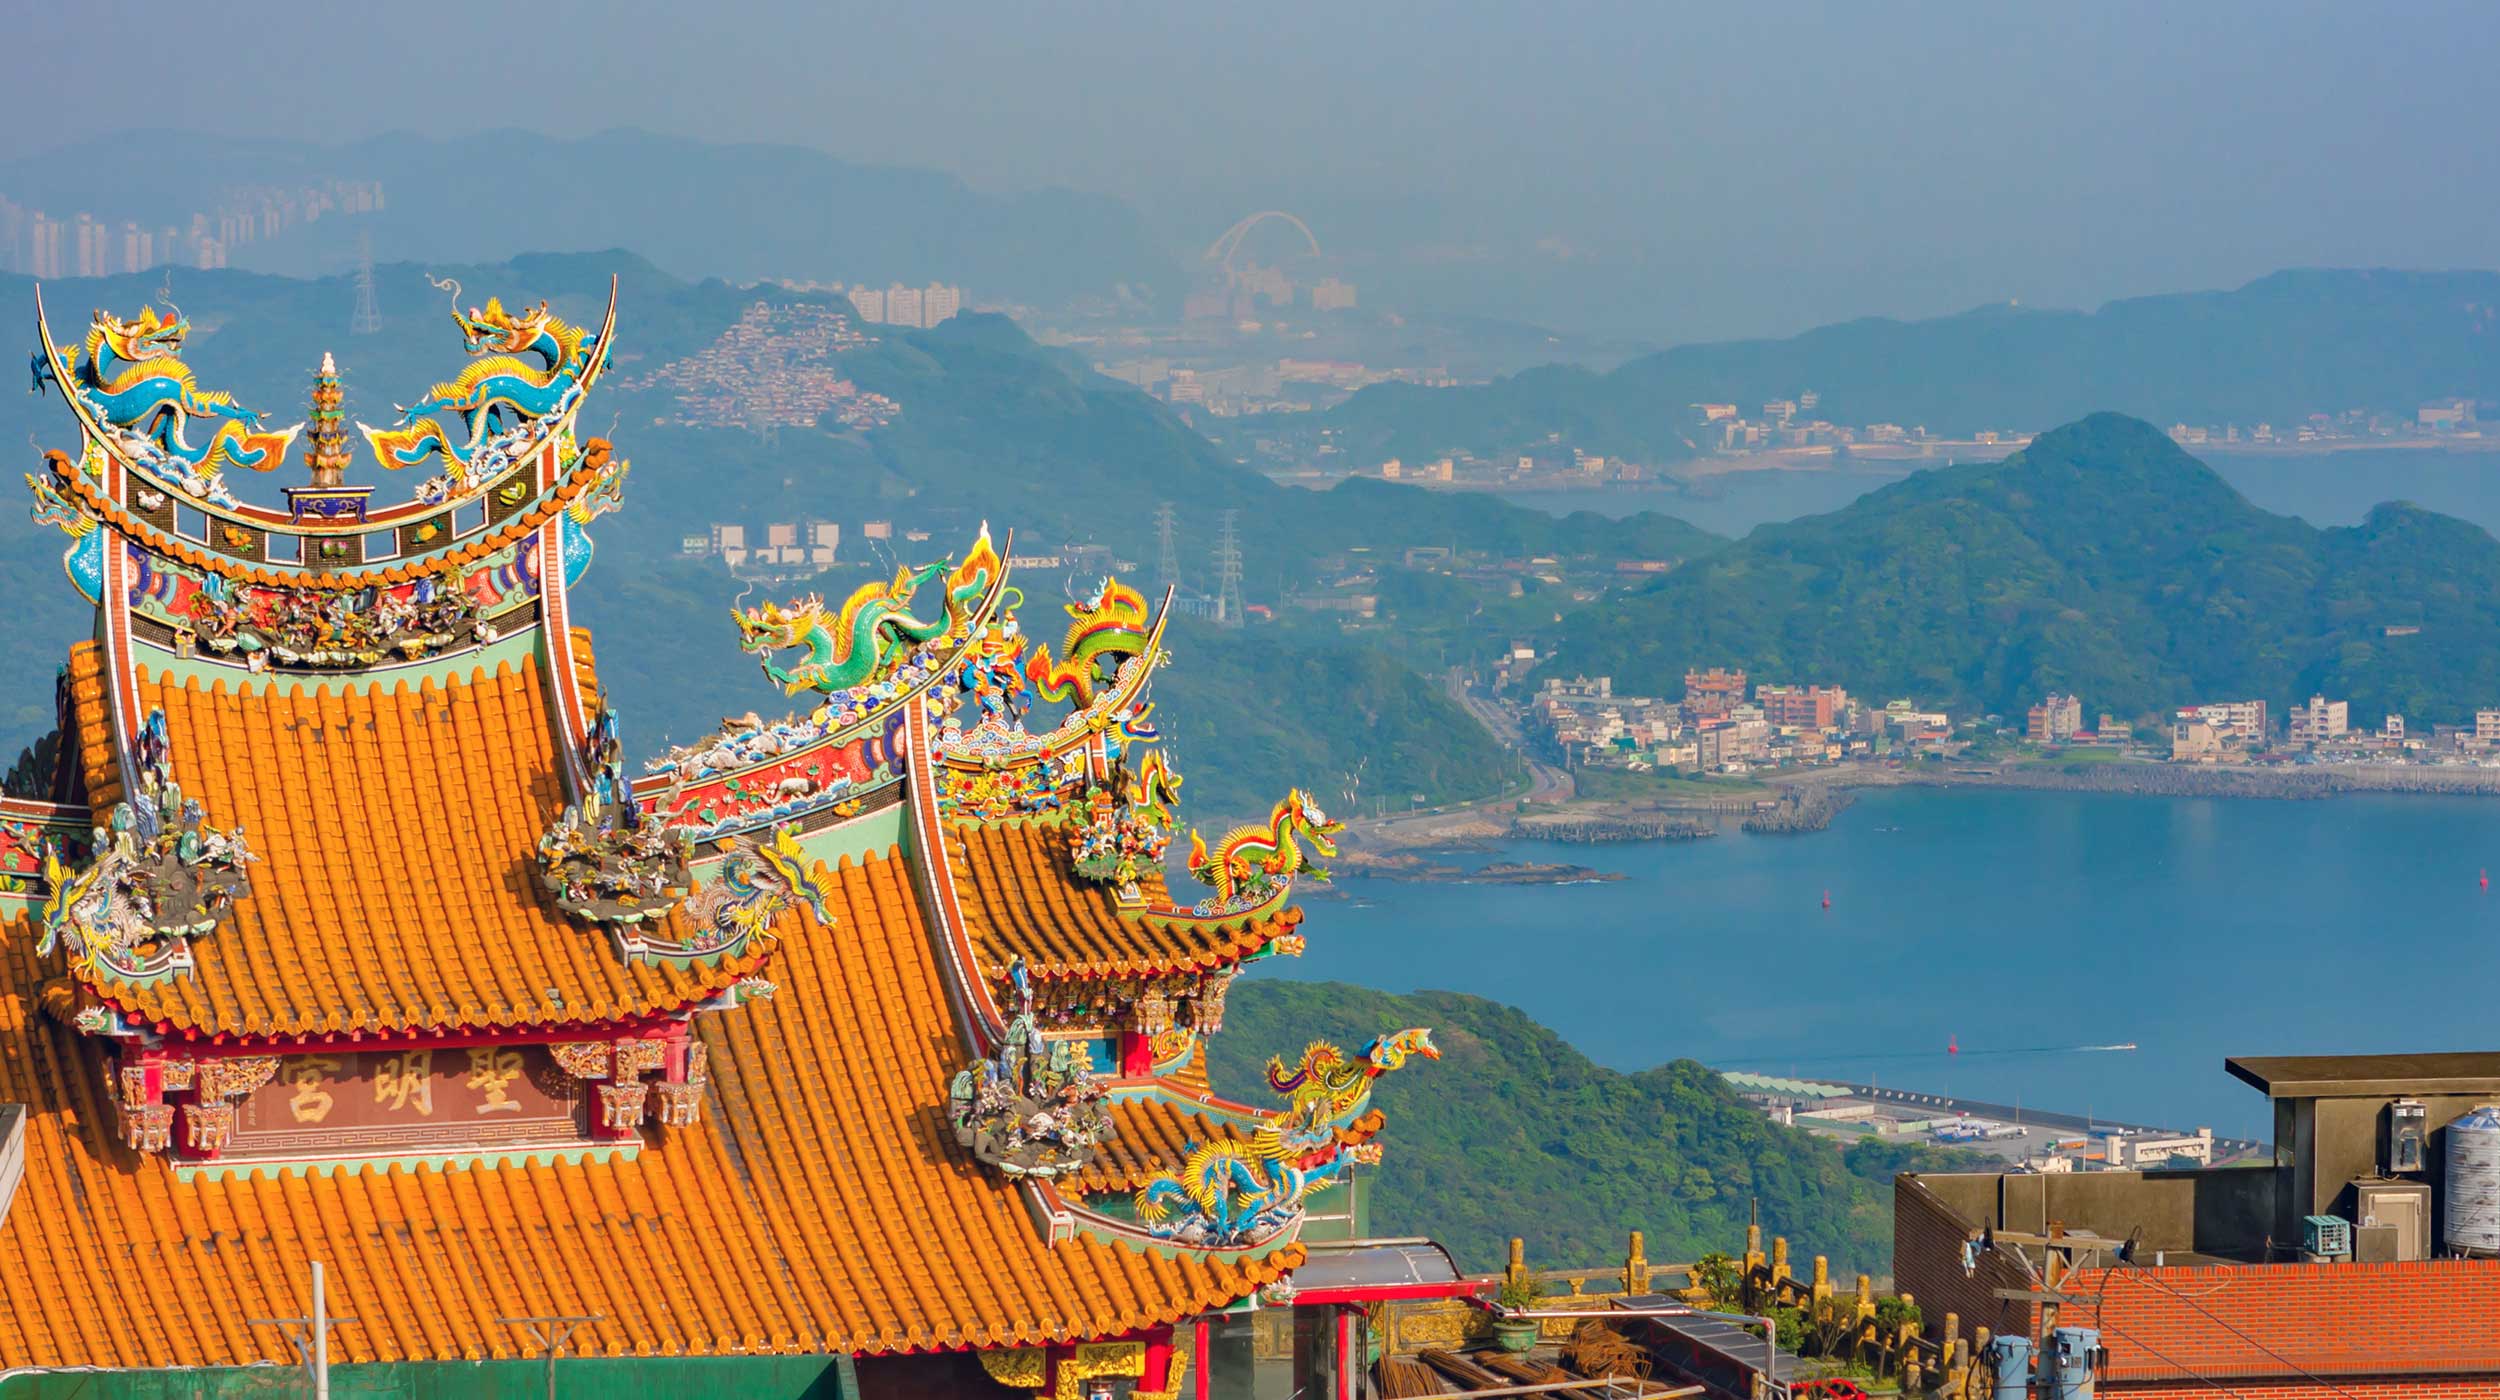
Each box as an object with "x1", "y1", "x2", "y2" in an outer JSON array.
[{"x1": 223, "y1": 1047, "x2": 588, "y2": 1163}]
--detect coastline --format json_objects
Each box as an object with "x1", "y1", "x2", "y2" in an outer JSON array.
[{"x1": 1347, "y1": 757, "x2": 2500, "y2": 862}]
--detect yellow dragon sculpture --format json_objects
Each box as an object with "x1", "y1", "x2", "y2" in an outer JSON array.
[{"x1": 1184, "y1": 788, "x2": 1344, "y2": 903}]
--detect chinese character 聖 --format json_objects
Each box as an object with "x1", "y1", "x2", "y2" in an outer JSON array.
[{"x1": 466, "y1": 1047, "x2": 524, "y2": 1114}]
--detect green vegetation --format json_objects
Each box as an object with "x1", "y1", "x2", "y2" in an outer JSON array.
[
  {"x1": 1539, "y1": 413, "x2": 2500, "y2": 726},
  {"x1": 1328, "y1": 269, "x2": 2500, "y2": 462},
  {"x1": 1209, "y1": 979, "x2": 1991, "y2": 1276},
  {"x1": 1, "y1": 254, "x2": 1652, "y2": 819}
]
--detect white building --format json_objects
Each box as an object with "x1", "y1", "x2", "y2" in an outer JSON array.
[{"x1": 2288, "y1": 694, "x2": 2349, "y2": 745}]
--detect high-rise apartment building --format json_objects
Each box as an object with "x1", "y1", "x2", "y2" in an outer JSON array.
[
  {"x1": 921, "y1": 283, "x2": 962, "y2": 325},
  {"x1": 885, "y1": 284, "x2": 925, "y2": 329},
  {"x1": 848, "y1": 286, "x2": 886, "y2": 323}
]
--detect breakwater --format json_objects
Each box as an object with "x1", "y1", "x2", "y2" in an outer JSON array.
[
  {"x1": 1743, "y1": 789, "x2": 1855, "y2": 834},
  {"x1": 1509, "y1": 816, "x2": 1717, "y2": 844},
  {"x1": 1888, "y1": 762, "x2": 2500, "y2": 802}
]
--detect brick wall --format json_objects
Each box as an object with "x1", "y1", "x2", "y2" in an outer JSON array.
[
  {"x1": 2075, "y1": 1257, "x2": 2500, "y2": 1385},
  {"x1": 1892, "y1": 1175, "x2": 2034, "y2": 1346}
]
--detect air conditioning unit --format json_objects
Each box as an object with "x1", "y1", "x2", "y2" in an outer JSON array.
[
  {"x1": 2386, "y1": 1099, "x2": 2428, "y2": 1174},
  {"x1": 2303, "y1": 1213, "x2": 2352, "y2": 1260},
  {"x1": 2352, "y1": 1177, "x2": 2431, "y2": 1261}
]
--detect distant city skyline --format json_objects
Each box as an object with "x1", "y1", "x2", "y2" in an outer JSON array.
[{"x1": 11, "y1": 2, "x2": 2500, "y2": 340}]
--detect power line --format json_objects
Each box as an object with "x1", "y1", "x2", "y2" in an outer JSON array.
[
  {"x1": 1154, "y1": 502, "x2": 1181, "y2": 597},
  {"x1": 1212, "y1": 508, "x2": 1244, "y2": 628}
]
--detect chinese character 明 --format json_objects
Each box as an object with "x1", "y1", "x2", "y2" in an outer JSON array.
[
  {"x1": 466, "y1": 1047, "x2": 524, "y2": 1114},
  {"x1": 288, "y1": 1056, "x2": 342, "y2": 1124},
  {"x1": 374, "y1": 1050, "x2": 435, "y2": 1115}
]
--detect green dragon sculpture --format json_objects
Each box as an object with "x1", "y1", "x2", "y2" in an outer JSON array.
[
  {"x1": 1184, "y1": 788, "x2": 1345, "y2": 903},
  {"x1": 733, "y1": 532, "x2": 999, "y2": 697},
  {"x1": 1264, "y1": 1027, "x2": 1439, "y2": 1125}
]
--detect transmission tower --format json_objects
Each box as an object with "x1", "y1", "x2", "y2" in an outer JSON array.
[
  {"x1": 1154, "y1": 503, "x2": 1182, "y2": 597},
  {"x1": 349, "y1": 231, "x2": 383, "y2": 336},
  {"x1": 1212, "y1": 508, "x2": 1245, "y2": 628}
]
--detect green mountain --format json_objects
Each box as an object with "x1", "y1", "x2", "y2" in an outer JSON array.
[
  {"x1": 1538, "y1": 413, "x2": 2500, "y2": 724},
  {"x1": 1329, "y1": 269, "x2": 2500, "y2": 462},
  {"x1": 1209, "y1": 979, "x2": 1981, "y2": 1275},
  {"x1": 3, "y1": 255, "x2": 1659, "y2": 816}
]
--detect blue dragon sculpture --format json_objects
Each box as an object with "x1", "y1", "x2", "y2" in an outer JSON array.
[
  {"x1": 1132, "y1": 1026, "x2": 1435, "y2": 1246},
  {"x1": 359, "y1": 289, "x2": 603, "y2": 475},
  {"x1": 62, "y1": 305, "x2": 300, "y2": 485}
]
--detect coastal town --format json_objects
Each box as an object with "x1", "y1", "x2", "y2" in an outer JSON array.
[{"x1": 1519, "y1": 666, "x2": 2500, "y2": 783}]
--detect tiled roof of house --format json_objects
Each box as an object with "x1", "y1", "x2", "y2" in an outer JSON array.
[{"x1": 0, "y1": 846, "x2": 1299, "y2": 1369}]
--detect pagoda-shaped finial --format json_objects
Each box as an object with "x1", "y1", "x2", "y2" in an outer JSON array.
[
  {"x1": 305, "y1": 352, "x2": 352, "y2": 488},
  {"x1": 284, "y1": 351, "x2": 374, "y2": 528}
]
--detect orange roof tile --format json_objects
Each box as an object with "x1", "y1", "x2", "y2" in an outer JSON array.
[
  {"x1": 0, "y1": 846, "x2": 1298, "y2": 1368},
  {"x1": 946, "y1": 820, "x2": 1300, "y2": 980},
  {"x1": 88, "y1": 657, "x2": 757, "y2": 1037}
]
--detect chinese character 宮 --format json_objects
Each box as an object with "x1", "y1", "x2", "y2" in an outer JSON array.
[{"x1": 287, "y1": 1056, "x2": 343, "y2": 1124}]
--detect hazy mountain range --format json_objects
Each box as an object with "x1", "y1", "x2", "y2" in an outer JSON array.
[
  {"x1": 1329, "y1": 269, "x2": 2500, "y2": 463},
  {"x1": 0, "y1": 130, "x2": 1178, "y2": 306}
]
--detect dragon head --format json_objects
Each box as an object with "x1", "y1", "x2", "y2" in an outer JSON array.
[
  {"x1": 453, "y1": 297, "x2": 552, "y2": 355},
  {"x1": 1364, "y1": 1027, "x2": 1440, "y2": 1073},
  {"x1": 92, "y1": 304, "x2": 189, "y2": 361},
  {"x1": 733, "y1": 595, "x2": 823, "y2": 654},
  {"x1": 1285, "y1": 788, "x2": 1344, "y2": 860}
]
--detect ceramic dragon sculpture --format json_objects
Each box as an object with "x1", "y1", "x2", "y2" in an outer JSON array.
[
  {"x1": 38, "y1": 776, "x2": 256, "y2": 984},
  {"x1": 1024, "y1": 576, "x2": 1154, "y2": 706},
  {"x1": 683, "y1": 825, "x2": 832, "y2": 951},
  {"x1": 1185, "y1": 788, "x2": 1344, "y2": 903},
  {"x1": 1132, "y1": 1102, "x2": 1383, "y2": 1246},
  {"x1": 1265, "y1": 1027, "x2": 1440, "y2": 1125},
  {"x1": 735, "y1": 551, "x2": 993, "y2": 697},
  {"x1": 60, "y1": 305, "x2": 300, "y2": 485},
  {"x1": 360, "y1": 293, "x2": 601, "y2": 474}
]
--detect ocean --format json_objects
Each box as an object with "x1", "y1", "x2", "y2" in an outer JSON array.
[{"x1": 1269, "y1": 786, "x2": 2500, "y2": 1140}]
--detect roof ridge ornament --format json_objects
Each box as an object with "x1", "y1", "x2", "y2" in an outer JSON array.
[{"x1": 39, "y1": 713, "x2": 256, "y2": 988}]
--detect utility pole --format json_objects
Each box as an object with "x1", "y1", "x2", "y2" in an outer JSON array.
[
  {"x1": 349, "y1": 231, "x2": 383, "y2": 336},
  {"x1": 250, "y1": 1260, "x2": 357, "y2": 1400},
  {"x1": 1213, "y1": 508, "x2": 1244, "y2": 628},
  {"x1": 1154, "y1": 503, "x2": 1182, "y2": 599},
  {"x1": 502, "y1": 1314, "x2": 602, "y2": 1400}
]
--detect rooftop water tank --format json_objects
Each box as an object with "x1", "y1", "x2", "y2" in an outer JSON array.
[{"x1": 2445, "y1": 1105, "x2": 2500, "y2": 1254}]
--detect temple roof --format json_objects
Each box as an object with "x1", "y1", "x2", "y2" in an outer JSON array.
[
  {"x1": 69, "y1": 649, "x2": 760, "y2": 1037},
  {"x1": 946, "y1": 819, "x2": 1300, "y2": 981},
  {"x1": 0, "y1": 845, "x2": 1299, "y2": 1369}
]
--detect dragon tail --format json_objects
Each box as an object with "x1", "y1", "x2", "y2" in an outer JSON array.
[
  {"x1": 359, "y1": 417, "x2": 459, "y2": 471},
  {"x1": 205, "y1": 420, "x2": 301, "y2": 474}
]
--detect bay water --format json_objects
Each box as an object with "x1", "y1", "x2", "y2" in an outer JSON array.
[{"x1": 1272, "y1": 786, "x2": 2500, "y2": 1140}]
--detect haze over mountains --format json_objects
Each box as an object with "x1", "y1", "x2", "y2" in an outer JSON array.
[
  {"x1": 0, "y1": 130, "x2": 1176, "y2": 305},
  {"x1": 1330, "y1": 270, "x2": 2500, "y2": 463}
]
